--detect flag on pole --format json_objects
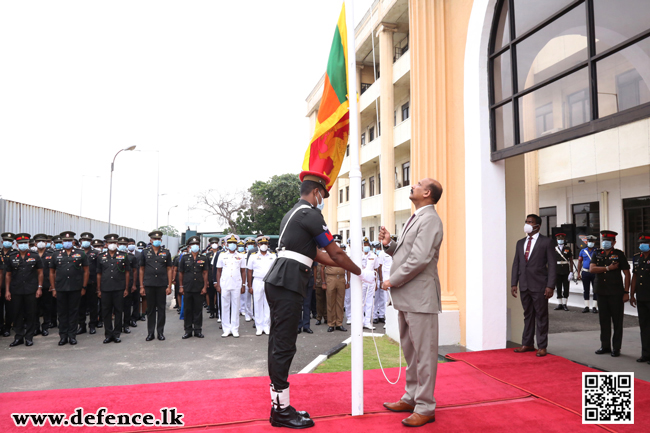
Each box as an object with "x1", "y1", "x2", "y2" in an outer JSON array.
[{"x1": 300, "y1": 4, "x2": 349, "y2": 192}]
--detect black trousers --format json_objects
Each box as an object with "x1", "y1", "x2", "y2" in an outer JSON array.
[
  {"x1": 0, "y1": 288, "x2": 12, "y2": 332},
  {"x1": 520, "y1": 289, "x2": 549, "y2": 349},
  {"x1": 207, "y1": 284, "x2": 221, "y2": 317},
  {"x1": 12, "y1": 292, "x2": 37, "y2": 340},
  {"x1": 300, "y1": 276, "x2": 314, "y2": 330},
  {"x1": 130, "y1": 288, "x2": 142, "y2": 321},
  {"x1": 183, "y1": 292, "x2": 204, "y2": 333},
  {"x1": 637, "y1": 299, "x2": 650, "y2": 359},
  {"x1": 123, "y1": 288, "x2": 134, "y2": 326},
  {"x1": 101, "y1": 290, "x2": 124, "y2": 338},
  {"x1": 555, "y1": 274, "x2": 570, "y2": 298},
  {"x1": 39, "y1": 288, "x2": 56, "y2": 326},
  {"x1": 145, "y1": 286, "x2": 167, "y2": 335},
  {"x1": 581, "y1": 271, "x2": 597, "y2": 300},
  {"x1": 57, "y1": 290, "x2": 81, "y2": 339},
  {"x1": 598, "y1": 294, "x2": 625, "y2": 351},
  {"x1": 78, "y1": 283, "x2": 99, "y2": 328},
  {"x1": 266, "y1": 282, "x2": 303, "y2": 390}
]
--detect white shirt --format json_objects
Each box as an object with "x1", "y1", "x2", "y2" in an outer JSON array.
[
  {"x1": 523, "y1": 232, "x2": 540, "y2": 257},
  {"x1": 247, "y1": 251, "x2": 276, "y2": 279},
  {"x1": 216, "y1": 251, "x2": 245, "y2": 285},
  {"x1": 414, "y1": 204, "x2": 434, "y2": 215}
]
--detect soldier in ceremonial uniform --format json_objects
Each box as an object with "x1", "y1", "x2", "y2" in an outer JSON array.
[
  {"x1": 78, "y1": 232, "x2": 100, "y2": 334},
  {"x1": 4, "y1": 234, "x2": 43, "y2": 347},
  {"x1": 216, "y1": 235, "x2": 246, "y2": 338},
  {"x1": 206, "y1": 237, "x2": 221, "y2": 320},
  {"x1": 553, "y1": 233, "x2": 575, "y2": 311},
  {"x1": 631, "y1": 233, "x2": 650, "y2": 364},
  {"x1": 578, "y1": 235, "x2": 599, "y2": 313},
  {"x1": 247, "y1": 236, "x2": 275, "y2": 335},
  {"x1": 34, "y1": 234, "x2": 54, "y2": 336},
  {"x1": 125, "y1": 238, "x2": 140, "y2": 328},
  {"x1": 172, "y1": 245, "x2": 185, "y2": 313},
  {"x1": 264, "y1": 173, "x2": 360, "y2": 429},
  {"x1": 590, "y1": 230, "x2": 630, "y2": 357},
  {"x1": 139, "y1": 230, "x2": 172, "y2": 341},
  {"x1": 119, "y1": 237, "x2": 138, "y2": 334},
  {"x1": 97, "y1": 234, "x2": 130, "y2": 343},
  {"x1": 50, "y1": 231, "x2": 89, "y2": 346},
  {"x1": 179, "y1": 236, "x2": 208, "y2": 338},
  {"x1": 1, "y1": 232, "x2": 16, "y2": 337},
  {"x1": 90, "y1": 238, "x2": 104, "y2": 329}
]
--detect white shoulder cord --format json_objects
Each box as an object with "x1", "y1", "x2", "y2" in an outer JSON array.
[{"x1": 370, "y1": 269, "x2": 401, "y2": 385}]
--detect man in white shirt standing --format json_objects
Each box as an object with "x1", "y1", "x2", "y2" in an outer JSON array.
[
  {"x1": 360, "y1": 237, "x2": 382, "y2": 330},
  {"x1": 216, "y1": 235, "x2": 246, "y2": 338},
  {"x1": 247, "y1": 236, "x2": 275, "y2": 336},
  {"x1": 375, "y1": 236, "x2": 395, "y2": 324}
]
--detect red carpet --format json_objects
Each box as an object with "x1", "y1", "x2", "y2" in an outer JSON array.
[{"x1": 1, "y1": 350, "x2": 646, "y2": 432}]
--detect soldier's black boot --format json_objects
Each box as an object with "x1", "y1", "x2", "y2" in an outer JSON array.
[
  {"x1": 269, "y1": 385, "x2": 314, "y2": 429},
  {"x1": 76, "y1": 324, "x2": 87, "y2": 335}
]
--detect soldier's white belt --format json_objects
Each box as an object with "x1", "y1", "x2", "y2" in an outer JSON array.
[
  {"x1": 278, "y1": 250, "x2": 313, "y2": 267},
  {"x1": 557, "y1": 261, "x2": 568, "y2": 264}
]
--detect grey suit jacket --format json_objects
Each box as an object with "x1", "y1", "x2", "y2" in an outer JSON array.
[
  {"x1": 511, "y1": 234, "x2": 556, "y2": 292},
  {"x1": 385, "y1": 205, "x2": 443, "y2": 314}
]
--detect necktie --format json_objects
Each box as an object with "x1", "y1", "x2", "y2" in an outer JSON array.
[
  {"x1": 524, "y1": 236, "x2": 533, "y2": 262},
  {"x1": 403, "y1": 214, "x2": 416, "y2": 233}
]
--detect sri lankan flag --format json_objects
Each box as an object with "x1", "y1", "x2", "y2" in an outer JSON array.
[{"x1": 300, "y1": 4, "x2": 349, "y2": 192}]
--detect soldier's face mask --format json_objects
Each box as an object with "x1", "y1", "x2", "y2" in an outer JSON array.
[
  {"x1": 602, "y1": 241, "x2": 612, "y2": 249},
  {"x1": 316, "y1": 190, "x2": 325, "y2": 211},
  {"x1": 128, "y1": 245, "x2": 136, "y2": 252},
  {"x1": 247, "y1": 245, "x2": 254, "y2": 252},
  {"x1": 63, "y1": 241, "x2": 73, "y2": 250},
  {"x1": 18, "y1": 243, "x2": 29, "y2": 251},
  {"x1": 190, "y1": 245, "x2": 200, "y2": 253},
  {"x1": 152, "y1": 240, "x2": 162, "y2": 247},
  {"x1": 118, "y1": 245, "x2": 127, "y2": 252},
  {"x1": 640, "y1": 243, "x2": 650, "y2": 252},
  {"x1": 238, "y1": 246, "x2": 245, "y2": 253},
  {"x1": 363, "y1": 246, "x2": 370, "y2": 253},
  {"x1": 260, "y1": 245, "x2": 268, "y2": 252},
  {"x1": 557, "y1": 240, "x2": 564, "y2": 246},
  {"x1": 587, "y1": 242, "x2": 595, "y2": 248},
  {"x1": 81, "y1": 241, "x2": 91, "y2": 248},
  {"x1": 108, "y1": 243, "x2": 118, "y2": 251},
  {"x1": 228, "y1": 243, "x2": 237, "y2": 252},
  {"x1": 55, "y1": 243, "x2": 63, "y2": 250},
  {"x1": 3, "y1": 241, "x2": 12, "y2": 248},
  {"x1": 37, "y1": 242, "x2": 46, "y2": 249},
  {"x1": 211, "y1": 243, "x2": 218, "y2": 249},
  {"x1": 46, "y1": 242, "x2": 51, "y2": 248}
]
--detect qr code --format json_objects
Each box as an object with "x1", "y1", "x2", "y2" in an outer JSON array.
[{"x1": 583, "y1": 372, "x2": 634, "y2": 424}]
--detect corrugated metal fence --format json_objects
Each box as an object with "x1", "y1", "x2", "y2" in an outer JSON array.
[{"x1": 0, "y1": 199, "x2": 179, "y2": 252}]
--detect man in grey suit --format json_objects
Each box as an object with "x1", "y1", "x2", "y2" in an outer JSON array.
[
  {"x1": 511, "y1": 214, "x2": 556, "y2": 357},
  {"x1": 379, "y1": 178, "x2": 443, "y2": 428}
]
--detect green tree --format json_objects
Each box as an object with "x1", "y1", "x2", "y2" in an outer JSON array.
[
  {"x1": 157, "y1": 225, "x2": 180, "y2": 237},
  {"x1": 236, "y1": 173, "x2": 300, "y2": 235}
]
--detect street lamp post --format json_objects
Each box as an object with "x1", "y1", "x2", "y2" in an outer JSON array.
[
  {"x1": 108, "y1": 145, "x2": 136, "y2": 232},
  {"x1": 167, "y1": 205, "x2": 178, "y2": 247}
]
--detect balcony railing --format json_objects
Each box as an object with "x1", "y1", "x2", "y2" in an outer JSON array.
[{"x1": 360, "y1": 83, "x2": 372, "y2": 95}]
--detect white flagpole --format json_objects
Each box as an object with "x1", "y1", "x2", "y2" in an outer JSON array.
[{"x1": 345, "y1": 0, "x2": 363, "y2": 416}]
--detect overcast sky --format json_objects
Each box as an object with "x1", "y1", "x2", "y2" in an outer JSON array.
[{"x1": 0, "y1": 0, "x2": 373, "y2": 235}]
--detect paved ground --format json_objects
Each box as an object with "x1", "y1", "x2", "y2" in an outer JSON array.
[
  {"x1": 548, "y1": 304, "x2": 638, "y2": 334},
  {"x1": 0, "y1": 297, "x2": 365, "y2": 393}
]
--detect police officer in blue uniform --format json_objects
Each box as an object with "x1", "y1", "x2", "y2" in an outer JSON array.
[
  {"x1": 590, "y1": 230, "x2": 630, "y2": 357},
  {"x1": 631, "y1": 232, "x2": 650, "y2": 364},
  {"x1": 577, "y1": 235, "x2": 599, "y2": 313},
  {"x1": 264, "y1": 173, "x2": 361, "y2": 429}
]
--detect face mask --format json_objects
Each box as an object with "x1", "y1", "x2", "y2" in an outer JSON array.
[
  {"x1": 137, "y1": 248, "x2": 143, "y2": 252},
  {"x1": 228, "y1": 243, "x2": 237, "y2": 252},
  {"x1": 103, "y1": 248, "x2": 108, "y2": 253},
  {"x1": 128, "y1": 244, "x2": 136, "y2": 252},
  {"x1": 557, "y1": 240, "x2": 564, "y2": 246},
  {"x1": 259, "y1": 245, "x2": 268, "y2": 252},
  {"x1": 80, "y1": 241, "x2": 90, "y2": 248},
  {"x1": 55, "y1": 243, "x2": 63, "y2": 250},
  {"x1": 316, "y1": 190, "x2": 325, "y2": 211},
  {"x1": 211, "y1": 243, "x2": 218, "y2": 249},
  {"x1": 37, "y1": 242, "x2": 46, "y2": 249},
  {"x1": 587, "y1": 242, "x2": 595, "y2": 248},
  {"x1": 191, "y1": 245, "x2": 200, "y2": 253},
  {"x1": 63, "y1": 241, "x2": 73, "y2": 249},
  {"x1": 602, "y1": 241, "x2": 612, "y2": 250},
  {"x1": 524, "y1": 224, "x2": 534, "y2": 234},
  {"x1": 118, "y1": 245, "x2": 127, "y2": 252},
  {"x1": 108, "y1": 244, "x2": 117, "y2": 251},
  {"x1": 3, "y1": 241, "x2": 12, "y2": 249},
  {"x1": 246, "y1": 245, "x2": 253, "y2": 252},
  {"x1": 30, "y1": 246, "x2": 38, "y2": 252},
  {"x1": 641, "y1": 244, "x2": 650, "y2": 253},
  {"x1": 238, "y1": 246, "x2": 245, "y2": 253},
  {"x1": 46, "y1": 242, "x2": 51, "y2": 248},
  {"x1": 152, "y1": 240, "x2": 162, "y2": 247},
  {"x1": 18, "y1": 243, "x2": 29, "y2": 251},
  {"x1": 363, "y1": 246, "x2": 370, "y2": 253}
]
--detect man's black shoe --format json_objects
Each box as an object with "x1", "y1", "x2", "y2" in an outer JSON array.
[
  {"x1": 637, "y1": 357, "x2": 649, "y2": 362},
  {"x1": 269, "y1": 406, "x2": 315, "y2": 429},
  {"x1": 157, "y1": 334, "x2": 165, "y2": 341},
  {"x1": 373, "y1": 318, "x2": 379, "y2": 324},
  {"x1": 114, "y1": 337, "x2": 121, "y2": 343},
  {"x1": 130, "y1": 320, "x2": 138, "y2": 327},
  {"x1": 9, "y1": 338, "x2": 24, "y2": 347},
  {"x1": 194, "y1": 332, "x2": 204, "y2": 338},
  {"x1": 378, "y1": 318, "x2": 386, "y2": 323},
  {"x1": 554, "y1": 304, "x2": 564, "y2": 310},
  {"x1": 327, "y1": 327, "x2": 334, "y2": 332},
  {"x1": 611, "y1": 350, "x2": 621, "y2": 357},
  {"x1": 336, "y1": 326, "x2": 347, "y2": 332},
  {"x1": 47, "y1": 322, "x2": 55, "y2": 329},
  {"x1": 139, "y1": 315, "x2": 146, "y2": 321},
  {"x1": 42, "y1": 329, "x2": 49, "y2": 337},
  {"x1": 103, "y1": 337, "x2": 113, "y2": 344},
  {"x1": 76, "y1": 325, "x2": 87, "y2": 335},
  {"x1": 2, "y1": 330, "x2": 9, "y2": 337},
  {"x1": 97, "y1": 322, "x2": 104, "y2": 328},
  {"x1": 89, "y1": 327, "x2": 96, "y2": 334},
  {"x1": 303, "y1": 328, "x2": 313, "y2": 334},
  {"x1": 182, "y1": 333, "x2": 192, "y2": 339},
  {"x1": 595, "y1": 347, "x2": 611, "y2": 355},
  {"x1": 123, "y1": 327, "x2": 131, "y2": 334},
  {"x1": 562, "y1": 304, "x2": 569, "y2": 311},
  {"x1": 25, "y1": 339, "x2": 33, "y2": 346},
  {"x1": 582, "y1": 307, "x2": 590, "y2": 313},
  {"x1": 146, "y1": 334, "x2": 155, "y2": 341},
  {"x1": 270, "y1": 407, "x2": 311, "y2": 423},
  {"x1": 315, "y1": 320, "x2": 321, "y2": 325},
  {"x1": 593, "y1": 307, "x2": 599, "y2": 313},
  {"x1": 34, "y1": 327, "x2": 42, "y2": 336},
  {"x1": 209, "y1": 313, "x2": 216, "y2": 319},
  {"x1": 58, "y1": 337, "x2": 68, "y2": 346},
  {"x1": 69, "y1": 338, "x2": 77, "y2": 345},
  {"x1": 297, "y1": 328, "x2": 302, "y2": 334}
]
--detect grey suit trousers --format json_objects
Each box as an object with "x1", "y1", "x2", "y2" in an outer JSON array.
[
  {"x1": 399, "y1": 310, "x2": 438, "y2": 416},
  {"x1": 520, "y1": 289, "x2": 549, "y2": 349}
]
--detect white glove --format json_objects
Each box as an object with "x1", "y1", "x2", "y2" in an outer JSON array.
[{"x1": 568, "y1": 272, "x2": 573, "y2": 281}]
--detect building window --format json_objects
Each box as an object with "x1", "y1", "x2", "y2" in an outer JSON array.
[
  {"x1": 624, "y1": 196, "x2": 650, "y2": 257},
  {"x1": 402, "y1": 101, "x2": 410, "y2": 121},
  {"x1": 378, "y1": 122, "x2": 381, "y2": 136},
  {"x1": 339, "y1": 189, "x2": 343, "y2": 204},
  {"x1": 369, "y1": 127, "x2": 375, "y2": 142},
  {"x1": 362, "y1": 228, "x2": 366, "y2": 237},
  {"x1": 573, "y1": 201, "x2": 600, "y2": 255},
  {"x1": 361, "y1": 133, "x2": 366, "y2": 146},
  {"x1": 402, "y1": 162, "x2": 411, "y2": 187},
  {"x1": 361, "y1": 179, "x2": 366, "y2": 199},
  {"x1": 539, "y1": 206, "x2": 557, "y2": 238},
  {"x1": 378, "y1": 173, "x2": 382, "y2": 194},
  {"x1": 346, "y1": 229, "x2": 349, "y2": 241},
  {"x1": 394, "y1": 110, "x2": 397, "y2": 126},
  {"x1": 369, "y1": 176, "x2": 375, "y2": 196},
  {"x1": 346, "y1": 186, "x2": 349, "y2": 201},
  {"x1": 489, "y1": 0, "x2": 650, "y2": 159},
  {"x1": 346, "y1": 144, "x2": 350, "y2": 156},
  {"x1": 370, "y1": 226, "x2": 375, "y2": 242}
]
